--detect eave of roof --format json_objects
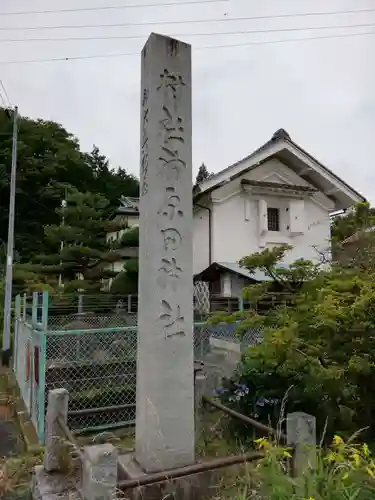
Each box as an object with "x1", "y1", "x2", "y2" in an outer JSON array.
[
  {"x1": 241, "y1": 179, "x2": 317, "y2": 193},
  {"x1": 194, "y1": 261, "x2": 275, "y2": 282},
  {"x1": 196, "y1": 129, "x2": 365, "y2": 207}
]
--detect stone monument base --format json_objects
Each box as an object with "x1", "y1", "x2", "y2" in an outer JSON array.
[
  {"x1": 31, "y1": 465, "x2": 82, "y2": 500},
  {"x1": 118, "y1": 453, "x2": 218, "y2": 500}
]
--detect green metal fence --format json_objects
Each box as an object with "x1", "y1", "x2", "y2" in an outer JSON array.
[{"x1": 13, "y1": 291, "x2": 262, "y2": 442}]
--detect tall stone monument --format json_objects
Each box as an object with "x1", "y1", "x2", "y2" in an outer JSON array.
[{"x1": 136, "y1": 33, "x2": 195, "y2": 473}]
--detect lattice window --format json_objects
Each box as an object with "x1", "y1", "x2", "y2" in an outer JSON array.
[{"x1": 267, "y1": 207, "x2": 280, "y2": 232}]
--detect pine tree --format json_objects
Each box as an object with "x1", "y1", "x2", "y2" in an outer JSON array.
[
  {"x1": 195, "y1": 163, "x2": 210, "y2": 185},
  {"x1": 110, "y1": 226, "x2": 139, "y2": 295},
  {"x1": 84, "y1": 145, "x2": 139, "y2": 207},
  {"x1": 31, "y1": 187, "x2": 120, "y2": 294}
]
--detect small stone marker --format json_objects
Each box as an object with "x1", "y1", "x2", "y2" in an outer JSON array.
[
  {"x1": 44, "y1": 388, "x2": 69, "y2": 472},
  {"x1": 82, "y1": 443, "x2": 118, "y2": 500},
  {"x1": 287, "y1": 412, "x2": 317, "y2": 475},
  {"x1": 136, "y1": 33, "x2": 195, "y2": 472}
]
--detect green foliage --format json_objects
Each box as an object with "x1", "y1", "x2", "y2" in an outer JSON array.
[
  {"x1": 110, "y1": 258, "x2": 138, "y2": 295},
  {"x1": 195, "y1": 162, "x2": 211, "y2": 185},
  {"x1": 30, "y1": 188, "x2": 118, "y2": 293},
  {"x1": 0, "y1": 108, "x2": 139, "y2": 261},
  {"x1": 226, "y1": 435, "x2": 375, "y2": 500},
  {"x1": 331, "y1": 202, "x2": 375, "y2": 244},
  {"x1": 120, "y1": 227, "x2": 139, "y2": 247},
  {"x1": 83, "y1": 145, "x2": 139, "y2": 206},
  {"x1": 217, "y1": 244, "x2": 375, "y2": 441},
  {"x1": 0, "y1": 279, "x2": 3, "y2": 338}
]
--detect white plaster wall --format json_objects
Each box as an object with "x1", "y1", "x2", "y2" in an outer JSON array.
[
  {"x1": 212, "y1": 192, "x2": 257, "y2": 263},
  {"x1": 211, "y1": 160, "x2": 332, "y2": 266},
  {"x1": 113, "y1": 260, "x2": 126, "y2": 273},
  {"x1": 231, "y1": 275, "x2": 247, "y2": 297},
  {"x1": 104, "y1": 260, "x2": 126, "y2": 273},
  {"x1": 106, "y1": 215, "x2": 139, "y2": 243},
  {"x1": 193, "y1": 208, "x2": 210, "y2": 274},
  {"x1": 245, "y1": 158, "x2": 311, "y2": 186}
]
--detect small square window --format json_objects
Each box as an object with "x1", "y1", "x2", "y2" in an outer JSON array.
[{"x1": 267, "y1": 207, "x2": 280, "y2": 232}]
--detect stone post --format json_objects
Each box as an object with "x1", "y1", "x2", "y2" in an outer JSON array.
[
  {"x1": 82, "y1": 443, "x2": 118, "y2": 500},
  {"x1": 22, "y1": 292, "x2": 27, "y2": 321},
  {"x1": 44, "y1": 388, "x2": 69, "y2": 472},
  {"x1": 32, "y1": 291, "x2": 38, "y2": 326},
  {"x1": 136, "y1": 33, "x2": 195, "y2": 472},
  {"x1": 194, "y1": 362, "x2": 207, "y2": 440},
  {"x1": 287, "y1": 412, "x2": 317, "y2": 476}
]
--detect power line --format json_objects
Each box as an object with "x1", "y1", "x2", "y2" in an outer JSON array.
[
  {"x1": 203, "y1": 30, "x2": 375, "y2": 51},
  {"x1": 0, "y1": 0, "x2": 227, "y2": 17},
  {"x1": 0, "y1": 21, "x2": 374, "y2": 43},
  {"x1": 1, "y1": 7, "x2": 374, "y2": 32},
  {"x1": 0, "y1": 29, "x2": 373, "y2": 65}
]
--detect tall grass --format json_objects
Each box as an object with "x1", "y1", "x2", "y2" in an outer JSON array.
[{"x1": 222, "y1": 435, "x2": 375, "y2": 500}]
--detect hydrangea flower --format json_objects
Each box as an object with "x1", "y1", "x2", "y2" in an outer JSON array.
[{"x1": 212, "y1": 387, "x2": 228, "y2": 397}]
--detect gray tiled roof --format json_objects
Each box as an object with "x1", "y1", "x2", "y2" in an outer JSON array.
[
  {"x1": 117, "y1": 196, "x2": 139, "y2": 214},
  {"x1": 216, "y1": 261, "x2": 274, "y2": 282}
]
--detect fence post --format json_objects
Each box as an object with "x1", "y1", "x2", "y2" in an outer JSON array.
[
  {"x1": 32, "y1": 292, "x2": 38, "y2": 327},
  {"x1": 82, "y1": 443, "x2": 118, "y2": 500},
  {"x1": 194, "y1": 365, "x2": 207, "y2": 440},
  {"x1": 127, "y1": 294, "x2": 132, "y2": 313},
  {"x1": 38, "y1": 290, "x2": 49, "y2": 444},
  {"x1": 287, "y1": 412, "x2": 317, "y2": 476},
  {"x1": 13, "y1": 295, "x2": 21, "y2": 371},
  {"x1": 41, "y1": 290, "x2": 49, "y2": 331},
  {"x1": 44, "y1": 388, "x2": 69, "y2": 472},
  {"x1": 238, "y1": 297, "x2": 244, "y2": 312},
  {"x1": 22, "y1": 293, "x2": 27, "y2": 321}
]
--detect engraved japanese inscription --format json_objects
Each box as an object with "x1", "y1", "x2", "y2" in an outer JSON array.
[
  {"x1": 156, "y1": 65, "x2": 188, "y2": 340},
  {"x1": 160, "y1": 105, "x2": 184, "y2": 143},
  {"x1": 141, "y1": 89, "x2": 149, "y2": 196},
  {"x1": 157, "y1": 257, "x2": 183, "y2": 289},
  {"x1": 157, "y1": 69, "x2": 186, "y2": 99},
  {"x1": 158, "y1": 186, "x2": 183, "y2": 220},
  {"x1": 159, "y1": 299, "x2": 185, "y2": 338},
  {"x1": 158, "y1": 106, "x2": 186, "y2": 176},
  {"x1": 161, "y1": 228, "x2": 182, "y2": 251}
]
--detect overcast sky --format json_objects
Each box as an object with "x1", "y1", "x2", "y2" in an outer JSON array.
[{"x1": 1, "y1": 0, "x2": 374, "y2": 201}]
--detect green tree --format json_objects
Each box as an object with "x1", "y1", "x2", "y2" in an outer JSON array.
[
  {"x1": 110, "y1": 259, "x2": 139, "y2": 295},
  {"x1": 0, "y1": 108, "x2": 139, "y2": 261},
  {"x1": 84, "y1": 145, "x2": 139, "y2": 208},
  {"x1": 216, "y1": 245, "x2": 375, "y2": 441},
  {"x1": 110, "y1": 226, "x2": 139, "y2": 295},
  {"x1": 331, "y1": 202, "x2": 375, "y2": 269},
  {"x1": 30, "y1": 188, "x2": 120, "y2": 294},
  {"x1": 195, "y1": 162, "x2": 211, "y2": 185},
  {"x1": 331, "y1": 202, "x2": 375, "y2": 244}
]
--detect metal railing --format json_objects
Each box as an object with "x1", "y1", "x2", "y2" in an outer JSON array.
[
  {"x1": 13, "y1": 291, "x2": 263, "y2": 441},
  {"x1": 41, "y1": 383, "x2": 316, "y2": 500}
]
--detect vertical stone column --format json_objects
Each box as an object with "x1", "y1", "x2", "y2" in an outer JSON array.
[
  {"x1": 82, "y1": 444, "x2": 118, "y2": 500},
  {"x1": 44, "y1": 388, "x2": 69, "y2": 472},
  {"x1": 136, "y1": 33, "x2": 195, "y2": 472},
  {"x1": 287, "y1": 412, "x2": 317, "y2": 476}
]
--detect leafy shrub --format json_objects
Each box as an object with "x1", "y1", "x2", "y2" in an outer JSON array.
[
  {"x1": 228, "y1": 435, "x2": 375, "y2": 500},
  {"x1": 120, "y1": 227, "x2": 139, "y2": 247},
  {"x1": 217, "y1": 244, "x2": 375, "y2": 441}
]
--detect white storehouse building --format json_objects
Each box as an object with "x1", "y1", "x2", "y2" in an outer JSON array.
[{"x1": 107, "y1": 129, "x2": 365, "y2": 300}]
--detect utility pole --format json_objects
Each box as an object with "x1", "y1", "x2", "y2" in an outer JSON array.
[
  {"x1": 58, "y1": 192, "x2": 67, "y2": 289},
  {"x1": 2, "y1": 106, "x2": 18, "y2": 366}
]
